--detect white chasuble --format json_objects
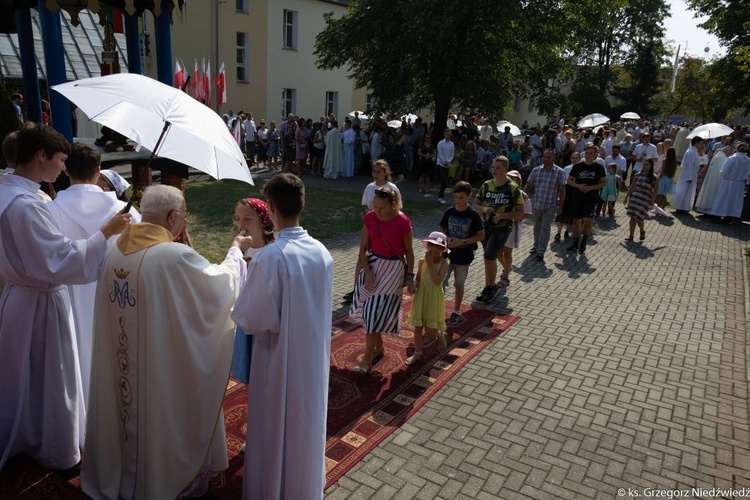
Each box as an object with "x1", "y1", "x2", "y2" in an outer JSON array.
[{"x1": 82, "y1": 223, "x2": 243, "y2": 500}]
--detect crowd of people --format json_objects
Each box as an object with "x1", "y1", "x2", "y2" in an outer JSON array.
[
  {"x1": 1, "y1": 109, "x2": 750, "y2": 499},
  {"x1": 0, "y1": 123, "x2": 334, "y2": 499}
]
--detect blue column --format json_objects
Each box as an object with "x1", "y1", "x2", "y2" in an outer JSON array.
[
  {"x1": 124, "y1": 13, "x2": 142, "y2": 74},
  {"x1": 14, "y1": 1, "x2": 42, "y2": 123},
  {"x1": 38, "y1": 1, "x2": 73, "y2": 141},
  {"x1": 153, "y1": 0, "x2": 173, "y2": 85}
]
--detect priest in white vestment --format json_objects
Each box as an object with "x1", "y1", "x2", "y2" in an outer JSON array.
[
  {"x1": 696, "y1": 144, "x2": 730, "y2": 214},
  {"x1": 47, "y1": 143, "x2": 142, "y2": 417},
  {"x1": 323, "y1": 121, "x2": 343, "y2": 179},
  {"x1": 341, "y1": 121, "x2": 356, "y2": 177},
  {"x1": 232, "y1": 174, "x2": 334, "y2": 500},
  {"x1": 673, "y1": 136, "x2": 704, "y2": 212},
  {"x1": 0, "y1": 124, "x2": 131, "y2": 472},
  {"x1": 81, "y1": 185, "x2": 248, "y2": 499},
  {"x1": 708, "y1": 143, "x2": 750, "y2": 219}
]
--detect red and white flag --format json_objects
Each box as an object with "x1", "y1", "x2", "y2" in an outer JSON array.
[
  {"x1": 174, "y1": 58, "x2": 186, "y2": 90},
  {"x1": 192, "y1": 58, "x2": 203, "y2": 102},
  {"x1": 215, "y1": 61, "x2": 227, "y2": 106},
  {"x1": 203, "y1": 59, "x2": 211, "y2": 106}
]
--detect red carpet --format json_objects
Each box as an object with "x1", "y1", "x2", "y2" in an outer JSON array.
[
  {"x1": 0, "y1": 298, "x2": 518, "y2": 497},
  {"x1": 323, "y1": 297, "x2": 519, "y2": 487}
]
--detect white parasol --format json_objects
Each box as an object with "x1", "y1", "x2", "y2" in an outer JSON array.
[
  {"x1": 53, "y1": 73, "x2": 253, "y2": 185},
  {"x1": 577, "y1": 113, "x2": 610, "y2": 129},
  {"x1": 620, "y1": 112, "x2": 641, "y2": 120},
  {"x1": 685, "y1": 123, "x2": 735, "y2": 140}
]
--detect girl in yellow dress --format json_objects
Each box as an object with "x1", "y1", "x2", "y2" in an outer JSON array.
[{"x1": 407, "y1": 231, "x2": 450, "y2": 365}]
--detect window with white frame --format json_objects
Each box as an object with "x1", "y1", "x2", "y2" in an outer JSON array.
[
  {"x1": 236, "y1": 0, "x2": 248, "y2": 13},
  {"x1": 513, "y1": 96, "x2": 522, "y2": 112},
  {"x1": 282, "y1": 89, "x2": 296, "y2": 117},
  {"x1": 325, "y1": 91, "x2": 338, "y2": 117},
  {"x1": 283, "y1": 10, "x2": 298, "y2": 49},
  {"x1": 528, "y1": 99, "x2": 534, "y2": 112},
  {"x1": 366, "y1": 93, "x2": 376, "y2": 113},
  {"x1": 236, "y1": 32, "x2": 249, "y2": 82}
]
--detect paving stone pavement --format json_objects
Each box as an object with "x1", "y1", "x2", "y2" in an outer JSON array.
[
  {"x1": 125, "y1": 165, "x2": 750, "y2": 498},
  {"x1": 292, "y1": 172, "x2": 750, "y2": 500}
]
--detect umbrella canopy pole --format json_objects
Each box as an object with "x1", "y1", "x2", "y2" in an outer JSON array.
[{"x1": 132, "y1": 121, "x2": 171, "y2": 204}]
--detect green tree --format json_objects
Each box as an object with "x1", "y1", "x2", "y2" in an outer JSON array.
[
  {"x1": 565, "y1": 0, "x2": 669, "y2": 111},
  {"x1": 660, "y1": 57, "x2": 727, "y2": 121},
  {"x1": 314, "y1": 0, "x2": 570, "y2": 138},
  {"x1": 687, "y1": 0, "x2": 750, "y2": 113}
]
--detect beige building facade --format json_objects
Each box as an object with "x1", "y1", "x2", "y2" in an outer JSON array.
[{"x1": 143, "y1": 0, "x2": 364, "y2": 124}]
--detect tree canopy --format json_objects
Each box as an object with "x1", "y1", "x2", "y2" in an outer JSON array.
[
  {"x1": 314, "y1": 0, "x2": 569, "y2": 133},
  {"x1": 687, "y1": 0, "x2": 750, "y2": 114}
]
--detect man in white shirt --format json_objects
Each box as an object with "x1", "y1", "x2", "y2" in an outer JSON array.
[
  {"x1": 604, "y1": 144, "x2": 627, "y2": 184},
  {"x1": 436, "y1": 128, "x2": 455, "y2": 204},
  {"x1": 479, "y1": 119, "x2": 493, "y2": 142},
  {"x1": 631, "y1": 132, "x2": 658, "y2": 184},
  {"x1": 602, "y1": 130, "x2": 615, "y2": 157}
]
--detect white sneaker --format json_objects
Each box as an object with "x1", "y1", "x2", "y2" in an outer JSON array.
[{"x1": 438, "y1": 198, "x2": 446, "y2": 204}]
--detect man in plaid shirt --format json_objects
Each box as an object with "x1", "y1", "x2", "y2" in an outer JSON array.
[{"x1": 524, "y1": 150, "x2": 566, "y2": 263}]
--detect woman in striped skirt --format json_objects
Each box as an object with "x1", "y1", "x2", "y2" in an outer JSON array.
[
  {"x1": 624, "y1": 158, "x2": 658, "y2": 241},
  {"x1": 350, "y1": 186, "x2": 416, "y2": 374}
]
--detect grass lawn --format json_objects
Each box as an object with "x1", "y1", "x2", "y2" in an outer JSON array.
[{"x1": 185, "y1": 179, "x2": 439, "y2": 262}]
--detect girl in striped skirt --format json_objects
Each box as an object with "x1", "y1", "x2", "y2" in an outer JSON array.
[
  {"x1": 624, "y1": 158, "x2": 658, "y2": 241},
  {"x1": 350, "y1": 186, "x2": 416, "y2": 374}
]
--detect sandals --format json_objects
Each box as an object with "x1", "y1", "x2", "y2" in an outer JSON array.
[
  {"x1": 640, "y1": 231, "x2": 646, "y2": 241},
  {"x1": 437, "y1": 332, "x2": 448, "y2": 350},
  {"x1": 626, "y1": 235, "x2": 634, "y2": 241},
  {"x1": 406, "y1": 352, "x2": 423, "y2": 366},
  {"x1": 353, "y1": 361, "x2": 372, "y2": 374}
]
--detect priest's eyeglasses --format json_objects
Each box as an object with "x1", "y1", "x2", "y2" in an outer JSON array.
[{"x1": 173, "y1": 210, "x2": 191, "y2": 219}]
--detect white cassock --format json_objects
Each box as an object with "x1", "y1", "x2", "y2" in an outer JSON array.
[
  {"x1": 0, "y1": 175, "x2": 107, "y2": 471},
  {"x1": 673, "y1": 146, "x2": 700, "y2": 211},
  {"x1": 81, "y1": 223, "x2": 243, "y2": 500},
  {"x1": 695, "y1": 151, "x2": 727, "y2": 213},
  {"x1": 370, "y1": 131, "x2": 382, "y2": 162},
  {"x1": 323, "y1": 128, "x2": 343, "y2": 179},
  {"x1": 232, "y1": 227, "x2": 334, "y2": 500},
  {"x1": 342, "y1": 128, "x2": 355, "y2": 177},
  {"x1": 0, "y1": 170, "x2": 52, "y2": 297},
  {"x1": 708, "y1": 152, "x2": 750, "y2": 218},
  {"x1": 47, "y1": 184, "x2": 141, "y2": 415}
]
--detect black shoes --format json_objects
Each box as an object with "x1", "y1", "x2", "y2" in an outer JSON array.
[{"x1": 476, "y1": 286, "x2": 498, "y2": 302}]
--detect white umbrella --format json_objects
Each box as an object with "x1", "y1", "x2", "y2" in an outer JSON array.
[
  {"x1": 52, "y1": 73, "x2": 253, "y2": 185},
  {"x1": 686, "y1": 123, "x2": 734, "y2": 139},
  {"x1": 620, "y1": 112, "x2": 641, "y2": 120},
  {"x1": 348, "y1": 110, "x2": 369, "y2": 120},
  {"x1": 386, "y1": 120, "x2": 402, "y2": 129},
  {"x1": 577, "y1": 113, "x2": 610, "y2": 128},
  {"x1": 401, "y1": 113, "x2": 418, "y2": 124},
  {"x1": 496, "y1": 121, "x2": 522, "y2": 137}
]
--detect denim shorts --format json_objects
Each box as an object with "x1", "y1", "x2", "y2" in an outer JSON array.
[{"x1": 481, "y1": 227, "x2": 511, "y2": 260}]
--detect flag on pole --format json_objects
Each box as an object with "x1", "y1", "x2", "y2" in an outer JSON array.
[
  {"x1": 200, "y1": 57, "x2": 207, "y2": 104},
  {"x1": 203, "y1": 59, "x2": 211, "y2": 106},
  {"x1": 671, "y1": 45, "x2": 681, "y2": 94},
  {"x1": 215, "y1": 61, "x2": 227, "y2": 106},
  {"x1": 192, "y1": 58, "x2": 203, "y2": 102},
  {"x1": 174, "y1": 58, "x2": 186, "y2": 90}
]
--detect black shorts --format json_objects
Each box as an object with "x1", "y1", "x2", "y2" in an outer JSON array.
[{"x1": 569, "y1": 193, "x2": 598, "y2": 219}]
